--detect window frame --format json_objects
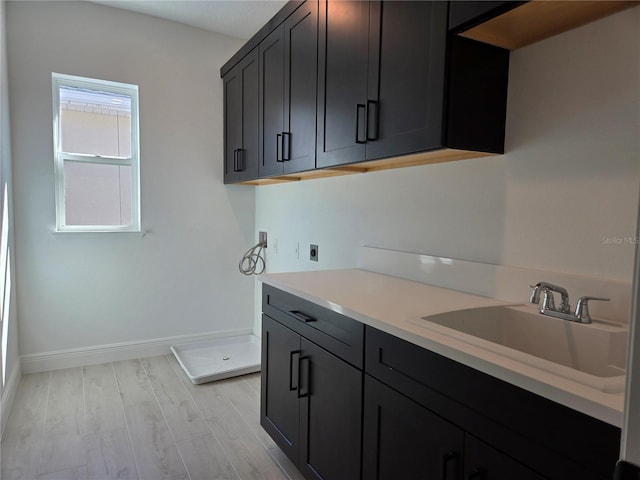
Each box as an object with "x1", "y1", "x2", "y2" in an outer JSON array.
[{"x1": 52, "y1": 73, "x2": 141, "y2": 233}]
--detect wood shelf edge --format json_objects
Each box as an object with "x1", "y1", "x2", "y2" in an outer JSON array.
[
  {"x1": 460, "y1": 1, "x2": 638, "y2": 51},
  {"x1": 234, "y1": 149, "x2": 499, "y2": 186}
]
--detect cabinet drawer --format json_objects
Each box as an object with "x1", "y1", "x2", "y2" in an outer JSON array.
[
  {"x1": 262, "y1": 284, "x2": 364, "y2": 369},
  {"x1": 365, "y1": 326, "x2": 619, "y2": 480}
]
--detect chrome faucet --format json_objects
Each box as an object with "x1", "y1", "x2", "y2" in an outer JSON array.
[
  {"x1": 529, "y1": 282, "x2": 609, "y2": 324},
  {"x1": 529, "y1": 282, "x2": 571, "y2": 313}
]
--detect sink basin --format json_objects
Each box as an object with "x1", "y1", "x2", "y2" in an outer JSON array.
[{"x1": 407, "y1": 305, "x2": 628, "y2": 393}]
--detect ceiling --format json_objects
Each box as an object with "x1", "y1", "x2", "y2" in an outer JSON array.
[{"x1": 90, "y1": 0, "x2": 288, "y2": 40}]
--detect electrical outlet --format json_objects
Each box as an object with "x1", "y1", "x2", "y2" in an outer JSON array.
[
  {"x1": 259, "y1": 231, "x2": 267, "y2": 247},
  {"x1": 310, "y1": 244, "x2": 319, "y2": 262}
]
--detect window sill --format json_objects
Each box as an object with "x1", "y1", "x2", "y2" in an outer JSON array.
[{"x1": 50, "y1": 229, "x2": 148, "y2": 238}]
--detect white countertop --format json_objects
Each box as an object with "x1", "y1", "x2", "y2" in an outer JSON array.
[{"x1": 260, "y1": 268, "x2": 625, "y2": 427}]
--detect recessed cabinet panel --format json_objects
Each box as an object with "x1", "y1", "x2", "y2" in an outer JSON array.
[
  {"x1": 260, "y1": 314, "x2": 301, "y2": 461},
  {"x1": 299, "y1": 338, "x2": 362, "y2": 480},
  {"x1": 259, "y1": 27, "x2": 285, "y2": 177},
  {"x1": 464, "y1": 435, "x2": 547, "y2": 480},
  {"x1": 260, "y1": 1, "x2": 318, "y2": 177},
  {"x1": 316, "y1": 0, "x2": 369, "y2": 168},
  {"x1": 223, "y1": 48, "x2": 259, "y2": 183},
  {"x1": 223, "y1": 69, "x2": 241, "y2": 179},
  {"x1": 362, "y1": 375, "x2": 464, "y2": 480},
  {"x1": 365, "y1": 1, "x2": 448, "y2": 161},
  {"x1": 283, "y1": 1, "x2": 318, "y2": 174}
]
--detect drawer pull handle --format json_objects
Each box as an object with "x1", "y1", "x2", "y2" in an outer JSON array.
[
  {"x1": 298, "y1": 356, "x2": 310, "y2": 398},
  {"x1": 276, "y1": 133, "x2": 283, "y2": 162},
  {"x1": 282, "y1": 132, "x2": 291, "y2": 161},
  {"x1": 442, "y1": 451, "x2": 457, "y2": 480},
  {"x1": 290, "y1": 310, "x2": 316, "y2": 323},
  {"x1": 289, "y1": 350, "x2": 300, "y2": 391}
]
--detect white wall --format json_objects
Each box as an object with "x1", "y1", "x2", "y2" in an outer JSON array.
[
  {"x1": 8, "y1": 1, "x2": 256, "y2": 358},
  {"x1": 257, "y1": 7, "x2": 640, "y2": 291},
  {"x1": 0, "y1": 0, "x2": 20, "y2": 429}
]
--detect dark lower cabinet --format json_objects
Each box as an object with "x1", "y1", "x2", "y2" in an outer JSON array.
[
  {"x1": 261, "y1": 286, "x2": 619, "y2": 480},
  {"x1": 363, "y1": 375, "x2": 464, "y2": 480},
  {"x1": 363, "y1": 375, "x2": 546, "y2": 480},
  {"x1": 261, "y1": 314, "x2": 362, "y2": 480},
  {"x1": 298, "y1": 338, "x2": 362, "y2": 480},
  {"x1": 260, "y1": 314, "x2": 300, "y2": 462},
  {"x1": 365, "y1": 326, "x2": 619, "y2": 480},
  {"x1": 464, "y1": 435, "x2": 547, "y2": 480}
]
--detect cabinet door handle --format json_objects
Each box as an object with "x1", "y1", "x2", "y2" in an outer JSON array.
[
  {"x1": 233, "y1": 149, "x2": 239, "y2": 172},
  {"x1": 355, "y1": 103, "x2": 367, "y2": 144},
  {"x1": 289, "y1": 350, "x2": 301, "y2": 391},
  {"x1": 236, "y1": 148, "x2": 244, "y2": 172},
  {"x1": 289, "y1": 310, "x2": 316, "y2": 323},
  {"x1": 276, "y1": 133, "x2": 283, "y2": 162},
  {"x1": 442, "y1": 451, "x2": 457, "y2": 480},
  {"x1": 466, "y1": 468, "x2": 483, "y2": 480},
  {"x1": 282, "y1": 132, "x2": 291, "y2": 161},
  {"x1": 298, "y1": 356, "x2": 310, "y2": 398},
  {"x1": 367, "y1": 100, "x2": 379, "y2": 141}
]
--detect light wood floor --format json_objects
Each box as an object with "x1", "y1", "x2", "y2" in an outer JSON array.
[{"x1": 1, "y1": 355, "x2": 304, "y2": 480}]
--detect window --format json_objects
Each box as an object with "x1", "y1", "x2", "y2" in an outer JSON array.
[{"x1": 52, "y1": 73, "x2": 140, "y2": 232}]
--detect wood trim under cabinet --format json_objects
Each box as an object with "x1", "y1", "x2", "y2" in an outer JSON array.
[
  {"x1": 235, "y1": 148, "x2": 498, "y2": 186},
  {"x1": 460, "y1": 0, "x2": 638, "y2": 50}
]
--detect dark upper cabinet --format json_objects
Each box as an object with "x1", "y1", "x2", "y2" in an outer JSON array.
[
  {"x1": 316, "y1": 0, "x2": 369, "y2": 168},
  {"x1": 317, "y1": 1, "x2": 508, "y2": 169},
  {"x1": 365, "y1": 1, "x2": 448, "y2": 162},
  {"x1": 222, "y1": 48, "x2": 259, "y2": 183},
  {"x1": 259, "y1": 27, "x2": 285, "y2": 177},
  {"x1": 260, "y1": 1, "x2": 318, "y2": 177}
]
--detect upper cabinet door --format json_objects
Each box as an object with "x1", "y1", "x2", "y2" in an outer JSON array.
[
  {"x1": 365, "y1": 1, "x2": 448, "y2": 161},
  {"x1": 317, "y1": 1, "x2": 449, "y2": 168},
  {"x1": 223, "y1": 48, "x2": 259, "y2": 184},
  {"x1": 259, "y1": 26, "x2": 286, "y2": 178},
  {"x1": 283, "y1": 1, "x2": 318, "y2": 174},
  {"x1": 316, "y1": 0, "x2": 369, "y2": 169}
]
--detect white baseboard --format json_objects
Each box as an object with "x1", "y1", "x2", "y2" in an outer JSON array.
[
  {"x1": 1, "y1": 362, "x2": 22, "y2": 437},
  {"x1": 20, "y1": 328, "x2": 254, "y2": 374}
]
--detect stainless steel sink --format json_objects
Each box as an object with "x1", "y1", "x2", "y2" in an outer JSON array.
[{"x1": 408, "y1": 305, "x2": 628, "y2": 393}]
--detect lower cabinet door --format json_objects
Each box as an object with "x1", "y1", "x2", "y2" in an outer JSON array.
[
  {"x1": 260, "y1": 315, "x2": 301, "y2": 463},
  {"x1": 299, "y1": 338, "x2": 362, "y2": 480},
  {"x1": 362, "y1": 375, "x2": 464, "y2": 480},
  {"x1": 464, "y1": 435, "x2": 547, "y2": 480}
]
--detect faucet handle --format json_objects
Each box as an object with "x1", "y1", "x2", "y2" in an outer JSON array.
[{"x1": 574, "y1": 296, "x2": 610, "y2": 324}]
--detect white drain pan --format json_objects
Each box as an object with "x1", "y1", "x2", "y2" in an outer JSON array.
[{"x1": 171, "y1": 334, "x2": 261, "y2": 385}]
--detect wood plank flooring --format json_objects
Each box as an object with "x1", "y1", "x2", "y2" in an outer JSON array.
[{"x1": 1, "y1": 355, "x2": 304, "y2": 480}]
